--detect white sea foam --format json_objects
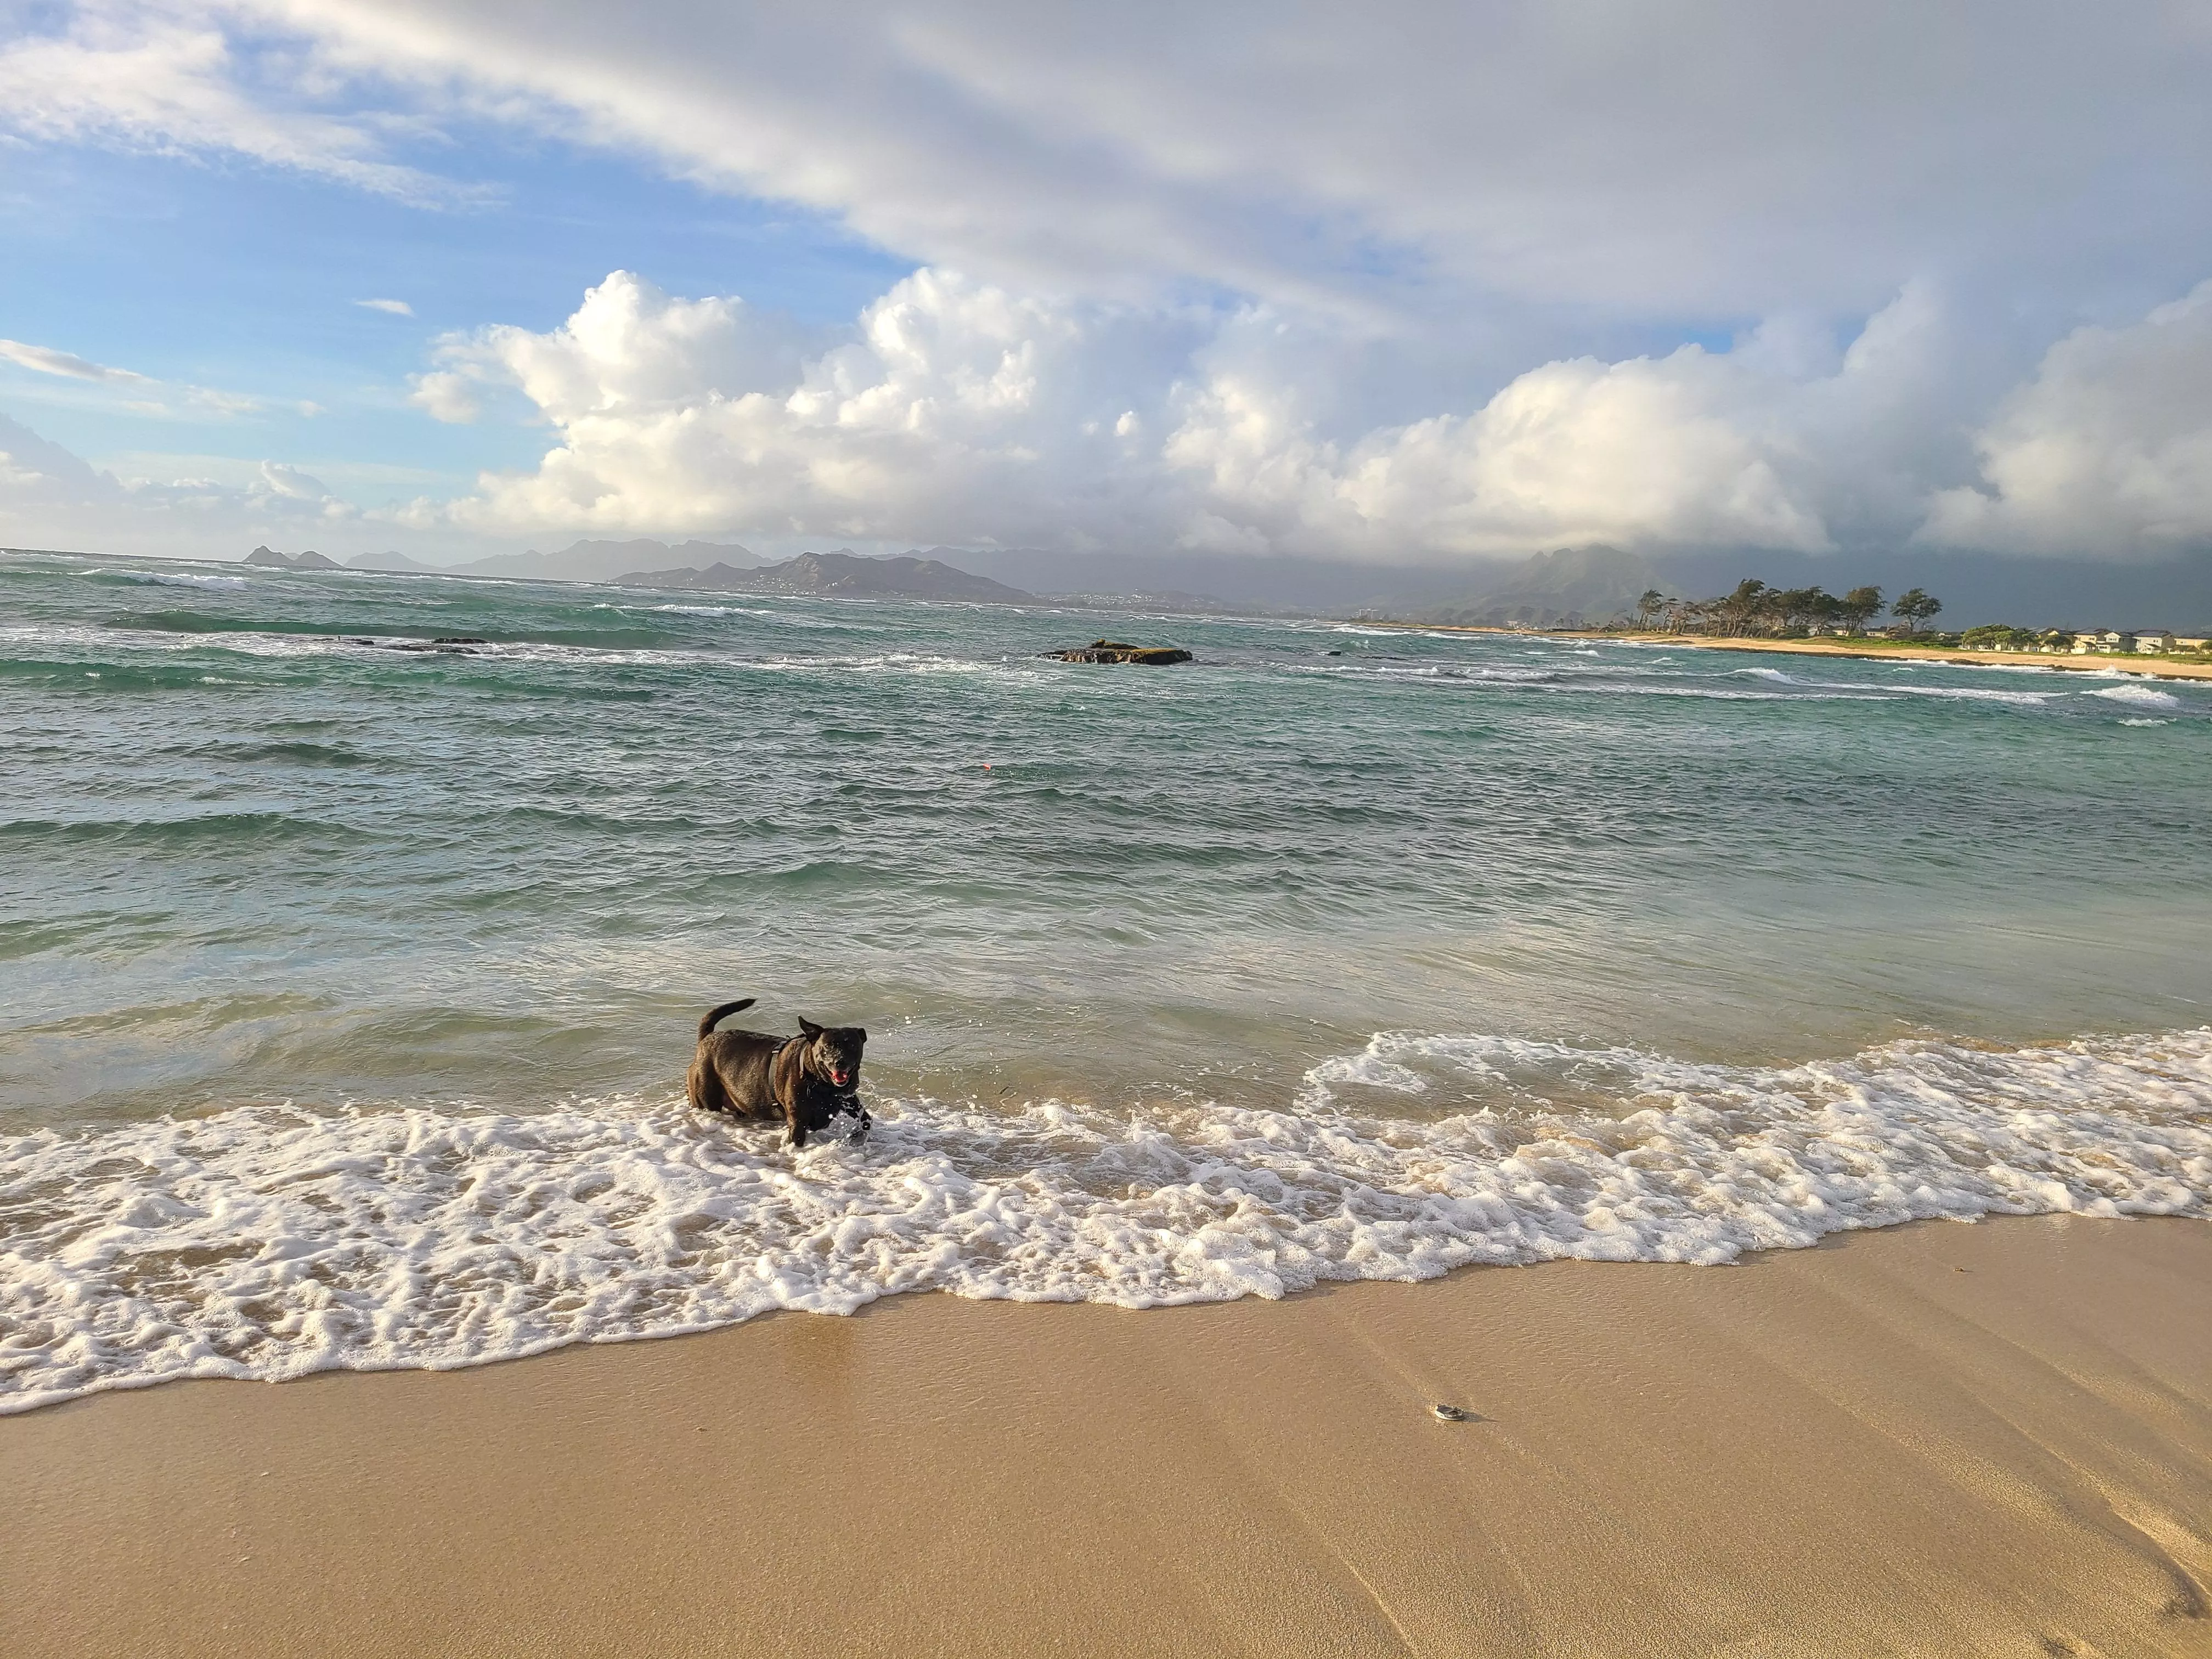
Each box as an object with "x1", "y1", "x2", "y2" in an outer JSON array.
[
  {"x1": 117, "y1": 571, "x2": 249, "y2": 590},
  {"x1": 2119, "y1": 717, "x2": 2173, "y2": 727},
  {"x1": 4, "y1": 1028, "x2": 2205, "y2": 1415},
  {"x1": 1584, "y1": 684, "x2": 1894, "y2": 702},
  {"x1": 2086, "y1": 683, "x2": 2183, "y2": 709},
  {"x1": 1892, "y1": 684, "x2": 2057, "y2": 706},
  {"x1": 1730, "y1": 666, "x2": 1796, "y2": 682}
]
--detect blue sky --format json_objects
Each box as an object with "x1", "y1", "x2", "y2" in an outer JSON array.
[
  {"x1": 2, "y1": 2, "x2": 2210, "y2": 569},
  {"x1": 0, "y1": 126, "x2": 911, "y2": 509}
]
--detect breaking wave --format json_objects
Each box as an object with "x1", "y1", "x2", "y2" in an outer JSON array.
[{"x1": 4, "y1": 1026, "x2": 2205, "y2": 1414}]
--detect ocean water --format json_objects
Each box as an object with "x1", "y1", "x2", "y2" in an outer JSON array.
[{"x1": 3, "y1": 548, "x2": 2209, "y2": 1412}]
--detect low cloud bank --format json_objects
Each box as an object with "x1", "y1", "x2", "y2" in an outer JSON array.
[
  {"x1": 385, "y1": 269, "x2": 2212, "y2": 564},
  {"x1": 9, "y1": 270, "x2": 2212, "y2": 571}
]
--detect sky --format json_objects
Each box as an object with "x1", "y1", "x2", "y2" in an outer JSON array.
[{"x1": 2, "y1": 1, "x2": 2210, "y2": 576}]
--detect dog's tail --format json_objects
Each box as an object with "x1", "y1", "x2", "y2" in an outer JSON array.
[{"x1": 697, "y1": 997, "x2": 757, "y2": 1040}]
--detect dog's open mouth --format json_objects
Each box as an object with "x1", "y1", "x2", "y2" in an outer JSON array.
[{"x1": 829, "y1": 1068, "x2": 853, "y2": 1087}]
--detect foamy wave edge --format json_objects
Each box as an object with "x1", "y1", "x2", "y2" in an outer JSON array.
[{"x1": 4, "y1": 1028, "x2": 2208, "y2": 1413}]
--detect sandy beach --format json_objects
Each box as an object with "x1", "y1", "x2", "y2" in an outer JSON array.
[
  {"x1": 7, "y1": 1214, "x2": 2208, "y2": 1659},
  {"x1": 1677, "y1": 636, "x2": 2212, "y2": 681},
  {"x1": 1364, "y1": 622, "x2": 2212, "y2": 681}
]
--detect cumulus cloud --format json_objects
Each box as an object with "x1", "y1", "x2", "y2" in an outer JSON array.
[
  {"x1": 1165, "y1": 342, "x2": 1837, "y2": 558},
  {"x1": 405, "y1": 269, "x2": 1175, "y2": 547},
  {"x1": 393, "y1": 268, "x2": 2075, "y2": 561},
  {"x1": 0, "y1": 413, "x2": 386, "y2": 556},
  {"x1": 8, "y1": 4, "x2": 2212, "y2": 562},
  {"x1": 1922, "y1": 282, "x2": 2212, "y2": 556},
  {"x1": 407, "y1": 370, "x2": 482, "y2": 424},
  {"x1": 0, "y1": 413, "x2": 118, "y2": 504}
]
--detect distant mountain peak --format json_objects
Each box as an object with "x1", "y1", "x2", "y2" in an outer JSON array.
[
  {"x1": 616, "y1": 549, "x2": 1034, "y2": 603},
  {"x1": 1405, "y1": 544, "x2": 1663, "y2": 628},
  {"x1": 243, "y1": 546, "x2": 341, "y2": 571}
]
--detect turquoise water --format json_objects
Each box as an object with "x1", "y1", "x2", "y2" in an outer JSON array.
[{"x1": 3, "y1": 549, "x2": 2209, "y2": 1410}]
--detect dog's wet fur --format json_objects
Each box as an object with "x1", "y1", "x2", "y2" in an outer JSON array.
[{"x1": 688, "y1": 997, "x2": 870, "y2": 1147}]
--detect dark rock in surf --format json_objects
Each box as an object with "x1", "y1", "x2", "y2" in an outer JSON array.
[{"x1": 1042, "y1": 639, "x2": 1193, "y2": 665}]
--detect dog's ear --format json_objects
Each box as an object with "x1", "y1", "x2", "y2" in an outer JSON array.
[{"x1": 798, "y1": 1017, "x2": 824, "y2": 1039}]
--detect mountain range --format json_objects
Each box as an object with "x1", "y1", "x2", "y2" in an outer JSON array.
[
  {"x1": 619, "y1": 550, "x2": 1034, "y2": 604},
  {"x1": 245, "y1": 545, "x2": 343, "y2": 571},
  {"x1": 341, "y1": 539, "x2": 769, "y2": 583},
  {"x1": 1396, "y1": 545, "x2": 1663, "y2": 628},
  {"x1": 230, "y1": 534, "x2": 2209, "y2": 630}
]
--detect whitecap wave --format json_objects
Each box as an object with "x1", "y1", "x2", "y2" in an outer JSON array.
[
  {"x1": 2086, "y1": 683, "x2": 2183, "y2": 709},
  {"x1": 1893, "y1": 684, "x2": 2058, "y2": 706},
  {"x1": 3, "y1": 1027, "x2": 2205, "y2": 1414}
]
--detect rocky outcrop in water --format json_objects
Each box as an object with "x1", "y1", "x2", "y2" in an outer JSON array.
[{"x1": 1042, "y1": 640, "x2": 1194, "y2": 665}]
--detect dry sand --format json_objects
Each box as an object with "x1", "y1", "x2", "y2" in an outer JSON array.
[
  {"x1": 1678, "y1": 636, "x2": 2212, "y2": 681},
  {"x1": 5, "y1": 1215, "x2": 2209, "y2": 1658}
]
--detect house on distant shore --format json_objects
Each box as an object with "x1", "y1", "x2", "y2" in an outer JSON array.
[
  {"x1": 2073, "y1": 629, "x2": 2135, "y2": 654},
  {"x1": 2132, "y1": 630, "x2": 2179, "y2": 653}
]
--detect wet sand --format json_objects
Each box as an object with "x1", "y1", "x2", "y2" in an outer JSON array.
[{"x1": 5, "y1": 1215, "x2": 2209, "y2": 1658}]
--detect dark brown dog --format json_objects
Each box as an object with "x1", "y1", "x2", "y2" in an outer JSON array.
[{"x1": 687, "y1": 998, "x2": 870, "y2": 1147}]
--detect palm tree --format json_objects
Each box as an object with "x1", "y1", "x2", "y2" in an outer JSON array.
[{"x1": 1636, "y1": 588, "x2": 1665, "y2": 630}]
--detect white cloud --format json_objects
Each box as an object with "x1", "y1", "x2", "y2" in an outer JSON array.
[
  {"x1": 0, "y1": 412, "x2": 478, "y2": 557},
  {"x1": 0, "y1": 6, "x2": 466, "y2": 205},
  {"x1": 0, "y1": 338, "x2": 152, "y2": 383},
  {"x1": 1164, "y1": 343, "x2": 1835, "y2": 558},
  {"x1": 8, "y1": 5, "x2": 2212, "y2": 562},
  {"x1": 1921, "y1": 282, "x2": 2212, "y2": 556},
  {"x1": 407, "y1": 268, "x2": 1170, "y2": 547},
  {"x1": 191, "y1": 0, "x2": 2212, "y2": 326},
  {"x1": 392, "y1": 268, "x2": 2040, "y2": 561},
  {"x1": 1, "y1": 330, "x2": 283, "y2": 418},
  {"x1": 356, "y1": 298, "x2": 414, "y2": 316},
  {"x1": 407, "y1": 369, "x2": 481, "y2": 424},
  {"x1": 7, "y1": 3, "x2": 2209, "y2": 325}
]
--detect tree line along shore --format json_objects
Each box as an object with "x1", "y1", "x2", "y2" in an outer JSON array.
[
  {"x1": 1362, "y1": 575, "x2": 2212, "y2": 680},
  {"x1": 1617, "y1": 579, "x2": 2208, "y2": 659}
]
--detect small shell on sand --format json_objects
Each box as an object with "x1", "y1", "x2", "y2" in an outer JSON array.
[{"x1": 1432, "y1": 1403, "x2": 1476, "y2": 1423}]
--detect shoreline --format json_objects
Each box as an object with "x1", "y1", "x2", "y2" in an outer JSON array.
[
  {"x1": 1357, "y1": 619, "x2": 2212, "y2": 681},
  {"x1": 8, "y1": 1214, "x2": 2208, "y2": 1657}
]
